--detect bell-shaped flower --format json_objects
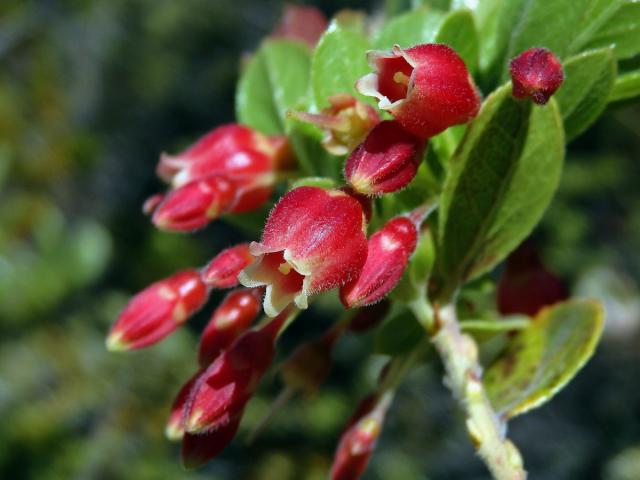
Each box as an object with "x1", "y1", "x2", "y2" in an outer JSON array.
[
  {"x1": 356, "y1": 43, "x2": 480, "y2": 139},
  {"x1": 238, "y1": 186, "x2": 368, "y2": 316}
]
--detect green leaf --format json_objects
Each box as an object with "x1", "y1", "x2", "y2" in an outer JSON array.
[
  {"x1": 374, "y1": 309, "x2": 425, "y2": 355},
  {"x1": 374, "y1": 7, "x2": 447, "y2": 49},
  {"x1": 236, "y1": 40, "x2": 311, "y2": 135},
  {"x1": 437, "y1": 84, "x2": 565, "y2": 298},
  {"x1": 435, "y1": 9, "x2": 479, "y2": 72},
  {"x1": 609, "y1": 70, "x2": 640, "y2": 102},
  {"x1": 460, "y1": 316, "x2": 530, "y2": 333},
  {"x1": 556, "y1": 48, "x2": 617, "y2": 141},
  {"x1": 311, "y1": 23, "x2": 371, "y2": 109},
  {"x1": 582, "y1": 0, "x2": 640, "y2": 60},
  {"x1": 484, "y1": 299, "x2": 604, "y2": 419},
  {"x1": 475, "y1": 0, "x2": 527, "y2": 88}
]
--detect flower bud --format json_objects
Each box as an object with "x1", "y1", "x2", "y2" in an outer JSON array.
[
  {"x1": 166, "y1": 371, "x2": 202, "y2": 441},
  {"x1": 201, "y1": 243, "x2": 255, "y2": 289},
  {"x1": 341, "y1": 216, "x2": 417, "y2": 308},
  {"x1": 157, "y1": 123, "x2": 287, "y2": 183},
  {"x1": 290, "y1": 94, "x2": 380, "y2": 155},
  {"x1": 279, "y1": 324, "x2": 342, "y2": 396},
  {"x1": 344, "y1": 120, "x2": 425, "y2": 195},
  {"x1": 142, "y1": 193, "x2": 165, "y2": 216},
  {"x1": 184, "y1": 312, "x2": 289, "y2": 434},
  {"x1": 271, "y1": 5, "x2": 328, "y2": 48},
  {"x1": 510, "y1": 48, "x2": 564, "y2": 105},
  {"x1": 238, "y1": 186, "x2": 368, "y2": 316},
  {"x1": 181, "y1": 416, "x2": 242, "y2": 469},
  {"x1": 107, "y1": 270, "x2": 208, "y2": 351},
  {"x1": 152, "y1": 175, "x2": 236, "y2": 232},
  {"x1": 198, "y1": 288, "x2": 263, "y2": 366},
  {"x1": 330, "y1": 393, "x2": 391, "y2": 480},
  {"x1": 356, "y1": 43, "x2": 480, "y2": 139},
  {"x1": 497, "y1": 242, "x2": 568, "y2": 317}
]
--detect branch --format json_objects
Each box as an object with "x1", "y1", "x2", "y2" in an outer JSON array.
[{"x1": 411, "y1": 299, "x2": 527, "y2": 480}]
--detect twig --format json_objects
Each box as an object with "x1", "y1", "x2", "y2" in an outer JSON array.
[{"x1": 411, "y1": 299, "x2": 527, "y2": 480}]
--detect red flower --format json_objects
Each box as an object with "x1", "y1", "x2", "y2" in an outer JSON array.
[
  {"x1": 201, "y1": 243, "x2": 255, "y2": 289},
  {"x1": 341, "y1": 216, "x2": 417, "y2": 308},
  {"x1": 290, "y1": 94, "x2": 380, "y2": 155},
  {"x1": 344, "y1": 120, "x2": 425, "y2": 195},
  {"x1": 152, "y1": 175, "x2": 236, "y2": 232},
  {"x1": 356, "y1": 44, "x2": 480, "y2": 139},
  {"x1": 330, "y1": 393, "x2": 392, "y2": 480},
  {"x1": 510, "y1": 48, "x2": 564, "y2": 105},
  {"x1": 107, "y1": 270, "x2": 208, "y2": 351},
  {"x1": 238, "y1": 186, "x2": 368, "y2": 316},
  {"x1": 157, "y1": 123, "x2": 286, "y2": 183},
  {"x1": 183, "y1": 312, "x2": 288, "y2": 434},
  {"x1": 198, "y1": 288, "x2": 263, "y2": 366}
]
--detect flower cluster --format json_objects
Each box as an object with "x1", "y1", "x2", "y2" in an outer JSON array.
[{"x1": 107, "y1": 32, "x2": 495, "y2": 476}]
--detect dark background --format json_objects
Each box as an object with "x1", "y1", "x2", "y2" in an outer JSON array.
[{"x1": 1, "y1": 1, "x2": 639, "y2": 479}]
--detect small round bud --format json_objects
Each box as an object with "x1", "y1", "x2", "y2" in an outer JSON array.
[{"x1": 509, "y1": 48, "x2": 564, "y2": 105}]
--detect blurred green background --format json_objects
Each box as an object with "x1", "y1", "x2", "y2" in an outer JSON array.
[{"x1": 1, "y1": 1, "x2": 640, "y2": 479}]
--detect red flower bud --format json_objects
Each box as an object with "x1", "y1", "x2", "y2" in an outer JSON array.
[
  {"x1": 280, "y1": 324, "x2": 342, "y2": 396},
  {"x1": 181, "y1": 416, "x2": 242, "y2": 469},
  {"x1": 344, "y1": 120, "x2": 425, "y2": 195},
  {"x1": 497, "y1": 242, "x2": 568, "y2": 317},
  {"x1": 142, "y1": 193, "x2": 165, "y2": 216},
  {"x1": 157, "y1": 123, "x2": 286, "y2": 183},
  {"x1": 510, "y1": 48, "x2": 564, "y2": 105},
  {"x1": 184, "y1": 312, "x2": 288, "y2": 434},
  {"x1": 271, "y1": 5, "x2": 329, "y2": 48},
  {"x1": 330, "y1": 393, "x2": 392, "y2": 480},
  {"x1": 341, "y1": 217, "x2": 417, "y2": 308},
  {"x1": 152, "y1": 175, "x2": 236, "y2": 232},
  {"x1": 356, "y1": 44, "x2": 480, "y2": 139},
  {"x1": 201, "y1": 243, "x2": 255, "y2": 289},
  {"x1": 347, "y1": 300, "x2": 390, "y2": 333},
  {"x1": 107, "y1": 270, "x2": 208, "y2": 351},
  {"x1": 238, "y1": 186, "x2": 368, "y2": 316},
  {"x1": 290, "y1": 94, "x2": 380, "y2": 155},
  {"x1": 198, "y1": 288, "x2": 263, "y2": 366},
  {"x1": 166, "y1": 370, "x2": 202, "y2": 441}
]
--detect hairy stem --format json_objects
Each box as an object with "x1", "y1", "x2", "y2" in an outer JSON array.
[{"x1": 411, "y1": 300, "x2": 527, "y2": 480}]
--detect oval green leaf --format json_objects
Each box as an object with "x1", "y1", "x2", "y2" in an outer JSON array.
[
  {"x1": 311, "y1": 23, "x2": 371, "y2": 109},
  {"x1": 437, "y1": 84, "x2": 565, "y2": 299},
  {"x1": 236, "y1": 40, "x2": 311, "y2": 135},
  {"x1": 556, "y1": 48, "x2": 617, "y2": 141},
  {"x1": 582, "y1": 0, "x2": 640, "y2": 60},
  {"x1": 435, "y1": 9, "x2": 479, "y2": 72},
  {"x1": 374, "y1": 7, "x2": 447, "y2": 49},
  {"x1": 484, "y1": 299, "x2": 605, "y2": 419},
  {"x1": 609, "y1": 70, "x2": 640, "y2": 102}
]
